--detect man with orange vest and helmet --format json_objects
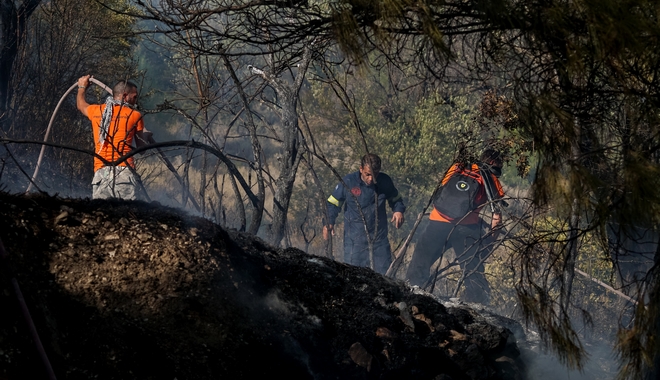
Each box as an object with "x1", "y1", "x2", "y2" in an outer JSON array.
[
  {"x1": 76, "y1": 75, "x2": 152, "y2": 200},
  {"x1": 406, "y1": 149, "x2": 506, "y2": 304}
]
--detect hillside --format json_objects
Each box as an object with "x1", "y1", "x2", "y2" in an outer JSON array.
[{"x1": 0, "y1": 192, "x2": 526, "y2": 379}]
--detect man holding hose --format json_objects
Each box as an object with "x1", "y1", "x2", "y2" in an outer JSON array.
[{"x1": 76, "y1": 75, "x2": 152, "y2": 200}]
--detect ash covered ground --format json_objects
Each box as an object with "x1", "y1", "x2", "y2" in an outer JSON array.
[{"x1": 0, "y1": 192, "x2": 527, "y2": 379}]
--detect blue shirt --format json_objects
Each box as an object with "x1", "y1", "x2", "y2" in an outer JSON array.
[{"x1": 327, "y1": 171, "x2": 405, "y2": 241}]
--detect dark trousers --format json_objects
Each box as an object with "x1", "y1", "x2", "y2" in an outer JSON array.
[
  {"x1": 343, "y1": 233, "x2": 392, "y2": 275},
  {"x1": 406, "y1": 220, "x2": 492, "y2": 304}
]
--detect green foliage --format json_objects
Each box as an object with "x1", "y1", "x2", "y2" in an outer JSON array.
[
  {"x1": 615, "y1": 269, "x2": 660, "y2": 380},
  {"x1": 327, "y1": 0, "x2": 449, "y2": 66},
  {"x1": 307, "y1": 63, "x2": 484, "y2": 211},
  {"x1": 500, "y1": 212, "x2": 630, "y2": 369},
  {"x1": 366, "y1": 94, "x2": 475, "y2": 188},
  {"x1": 485, "y1": 251, "x2": 517, "y2": 316}
]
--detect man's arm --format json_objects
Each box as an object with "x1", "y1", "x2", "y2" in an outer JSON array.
[
  {"x1": 324, "y1": 181, "x2": 346, "y2": 240},
  {"x1": 135, "y1": 128, "x2": 153, "y2": 147},
  {"x1": 134, "y1": 129, "x2": 153, "y2": 156},
  {"x1": 380, "y1": 173, "x2": 406, "y2": 228},
  {"x1": 76, "y1": 75, "x2": 92, "y2": 117},
  {"x1": 489, "y1": 173, "x2": 506, "y2": 230}
]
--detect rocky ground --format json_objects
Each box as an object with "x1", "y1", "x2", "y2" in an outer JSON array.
[{"x1": 0, "y1": 192, "x2": 528, "y2": 379}]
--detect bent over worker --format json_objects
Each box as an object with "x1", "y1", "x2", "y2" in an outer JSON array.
[
  {"x1": 406, "y1": 149, "x2": 506, "y2": 304},
  {"x1": 324, "y1": 153, "x2": 405, "y2": 274},
  {"x1": 76, "y1": 75, "x2": 152, "y2": 200}
]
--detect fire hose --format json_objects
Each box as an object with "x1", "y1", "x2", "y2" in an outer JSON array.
[
  {"x1": 26, "y1": 78, "x2": 110, "y2": 194},
  {"x1": 25, "y1": 78, "x2": 201, "y2": 212}
]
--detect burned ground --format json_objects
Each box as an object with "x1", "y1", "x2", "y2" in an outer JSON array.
[{"x1": 0, "y1": 193, "x2": 525, "y2": 379}]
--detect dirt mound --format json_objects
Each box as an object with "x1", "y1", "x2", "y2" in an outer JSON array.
[{"x1": 0, "y1": 193, "x2": 526, "y2": 379}]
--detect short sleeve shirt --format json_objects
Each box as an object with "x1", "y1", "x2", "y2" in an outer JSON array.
[{"x1": 87, "y1": 104, "x2": 144, "y2": 172}]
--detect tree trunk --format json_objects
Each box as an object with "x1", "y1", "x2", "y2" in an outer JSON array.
[
  {"x1": 642, "y1": 242, "x2": 660, "y2": 380},
  {"x1": 0, "y1": 0, "x2": 41, "y2": 119},
  {"x1": 270, "y1": 87, "x2": 302, "y2": 246},
  {"x1": 220, "y1": 53, "x2": 265, "y2": 236},
  {"x1": 264, "y1": 45, "x2": 313, "y2": 246}
]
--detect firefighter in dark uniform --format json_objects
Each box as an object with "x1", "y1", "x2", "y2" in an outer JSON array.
[{"x1": 323, "y1": 153, "x2": 405, "y2": 274}]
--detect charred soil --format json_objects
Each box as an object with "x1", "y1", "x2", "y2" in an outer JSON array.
[{"x1": 0, "y1": 193, "x2": 525, "y2": 379}]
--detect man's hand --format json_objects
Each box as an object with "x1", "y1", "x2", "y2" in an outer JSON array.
[
  {"x1": 145, "y1": 129, "x2": 156, "y2": 143},
  {"x1": 323, "y1": 225, "x2": 334, "y2": 240},
  {"x1": 76, "y1": 75, "x2": 92, "y2": 117},
  {"x1": 135, "y1": 128, "x2": 154, "y2": 150},
  {"x1": 391, "y1": 212, "x2": 404, "y2": 229},
  {"x1": 78, "y1": 75, "x2": 91, "y2": 89},
  {"x1": 491, "y1": 212, "x2": 502, "y2": 230}
]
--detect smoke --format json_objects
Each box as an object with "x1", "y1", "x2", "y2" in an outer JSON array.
[
  {"x1": 519, "y1": 328, "x2": 619, "y2": 380},
  {"x1": 260, "y1": 290, "x2": 324, "y2": 378},
  {"x1": 460, "y1": 299, "x2": 621, "y2": 379},
  {"x1": 0, "y1": 146, "x2": 79, "y2": 195},
  {"x1": 264, "y1": 290, "x2": 293, "y2": 315}
]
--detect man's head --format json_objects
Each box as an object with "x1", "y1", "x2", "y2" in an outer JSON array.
[
  {"x1": 360, "y1": 153, "x2": 381, "y2": 185},
  {"x1": 481, "y1": 149, "x2": 503, "y2": 176},
  {"x1": 113, "y1": 80, "x2": 139, "y2": 105}
]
